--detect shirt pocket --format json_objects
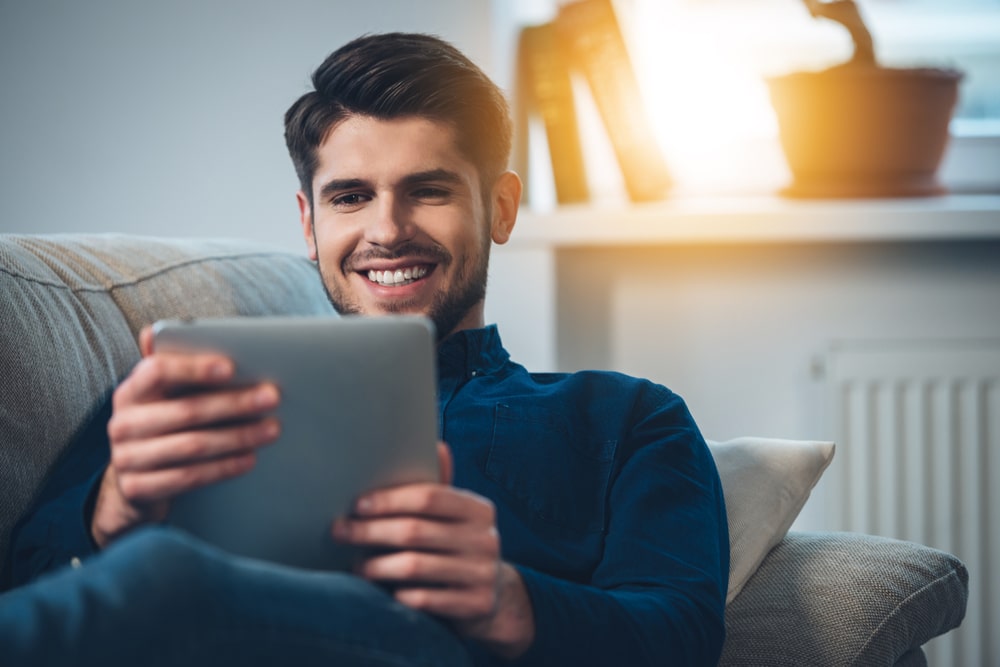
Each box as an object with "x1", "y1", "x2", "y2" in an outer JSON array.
[{"x1": 486, "y1": 402, "x2": 616, "y2": 534}]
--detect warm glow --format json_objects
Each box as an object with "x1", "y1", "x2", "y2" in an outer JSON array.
[
  {"x1": 517, "y1": 0, "x2": 1000, "y2": 201},
  {"x1": 625, "y1": 1, "x2": 822, "y2": 194},
  {"x1": 634, "y1": 21, "x2": 781, "y2": 192},
  {"x1": 617, "y1": 0, "x2": 1000, "y2": 195}
]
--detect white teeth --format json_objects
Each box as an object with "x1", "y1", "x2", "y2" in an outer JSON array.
[{"x1": 367, "y1": 266, "x2": 428, "y2": 287}]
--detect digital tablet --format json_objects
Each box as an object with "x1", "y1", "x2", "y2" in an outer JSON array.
[{"x1": 152, "y1": 315, "x2": 439, "y2": 570}]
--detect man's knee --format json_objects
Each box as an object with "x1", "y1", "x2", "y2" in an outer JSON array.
[{"x1": 98, "y1": 526, "x2": 228, "y2": 599}]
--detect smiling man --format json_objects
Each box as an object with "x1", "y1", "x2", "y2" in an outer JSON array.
[
  {"x1": 298, "y1": 115, "x2": 516, "y2": 338},
  {"x1": 3, "y1": 33, "x2": 729, "y2": 667}
]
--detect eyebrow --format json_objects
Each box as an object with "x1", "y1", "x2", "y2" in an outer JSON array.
[
  {"x1": 399, "y1": 169, "x2": 465, "y2": 189},
  {"x1": 317, "y1": 169, "x2": 465, "y2": 202}
]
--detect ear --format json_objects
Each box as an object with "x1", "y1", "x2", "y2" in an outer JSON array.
[
  {"x1": 297, "y1": 190, "x2": 317, "y2": 261},
  {"x1": 490, "y1": 171, "x2": 521, "y2": 245}
]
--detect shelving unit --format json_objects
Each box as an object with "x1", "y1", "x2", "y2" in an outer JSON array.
[{"x1": 510, "y1": 194, "x2": 1000, "y2": 247}]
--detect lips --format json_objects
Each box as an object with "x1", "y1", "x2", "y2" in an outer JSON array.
[{"x1": 347, "y1": 243, "x2": 449, "y2": 288}]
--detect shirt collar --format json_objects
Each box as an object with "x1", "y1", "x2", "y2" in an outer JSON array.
[{"x1": 437, "y1": 324, "x2": 509, "y2": 380}]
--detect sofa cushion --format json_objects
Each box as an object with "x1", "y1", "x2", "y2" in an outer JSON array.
[
  {"x1": 708, "y1": 437, "x2": 835, "y2": 603},
  {"x1": 0, "y1": 234, "x2": 334, "y2": 575},
  {"x1": 720, "y1": 531, "x2": 969, "y2": 666}
]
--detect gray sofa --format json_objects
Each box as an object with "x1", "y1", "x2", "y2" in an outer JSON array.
[{"x1": 0, "y1": 234, "x2": 968, "y2": 665}]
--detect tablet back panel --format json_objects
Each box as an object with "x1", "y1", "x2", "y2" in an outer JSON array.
[{"x1": 154, "y1": 315, "x2": 438, "y2": 570}]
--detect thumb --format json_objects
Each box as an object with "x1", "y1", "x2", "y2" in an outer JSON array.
[
  {"x1": 436, "y1": 441, "x2": 453, "y2": 486},
  {"x1": 139, "y1": 326, "x2": 155, "y2": 358}
]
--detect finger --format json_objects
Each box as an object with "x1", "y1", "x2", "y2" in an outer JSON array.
[
  {"x1": 115, "y1": 451, "x2": 258, "y2": 504},
  {"x1": 358, "y1": 551, "x2": 498, "y2": 588},
  {"x1": 334, "y1": 515, "x2": 498, "y2": 554},
  {"x1": 353, "y1": 485, "x2": 495, "y2": 524},
  {"x1": 139, "y1": 326, "x2": 154, "y2": 358},
  {"x1": 394, "y1": 585, "x2": 499, "y2": 621},
  {"x1": 109, "y1": 382, "x2": 279, "y2": 441},
  {"x1": 111, "y1": 417, "x2": 280, "y2": 472},
  {"x1": 114, "y1": 353, "x2": 236, "y2": 407},
  {"x1": 437, "y1": 441, "x2": 453, "y2": 486}
]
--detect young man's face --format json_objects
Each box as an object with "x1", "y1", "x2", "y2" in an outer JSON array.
[{"x1": 298, "y1": 115, "x2": 519, "y2": 340}]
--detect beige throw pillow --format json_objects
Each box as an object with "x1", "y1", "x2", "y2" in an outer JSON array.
[{"x1": 707, "y1": 437, "x2": 835, "y2": 603}]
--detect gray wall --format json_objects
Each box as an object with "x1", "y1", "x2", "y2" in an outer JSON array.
[{"x1": 0, "y1": 1, "x2": 508, "y2": 251}]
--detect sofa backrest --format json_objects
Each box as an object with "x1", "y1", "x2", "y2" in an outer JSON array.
[{"x1": 0, "y1": 234, "x2": 334, "y2": 574}]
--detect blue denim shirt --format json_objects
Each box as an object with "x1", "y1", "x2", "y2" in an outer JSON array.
[
  {"x1": 7, "y1": 325, "x2": 729, "y2": 666},
  {"x1": 439, "y1": 326, "x2": 728, "y2": 666}
]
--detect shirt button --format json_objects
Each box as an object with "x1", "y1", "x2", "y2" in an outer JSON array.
[{"x1": 70, "y1": 557, "x2": 82, "y2": 569}]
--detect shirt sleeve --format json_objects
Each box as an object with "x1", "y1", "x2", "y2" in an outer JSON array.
[
  {"x1": 508, "y1": 384, "x2": 729, "y2": 667},
  {"x1": 3, "y1": 395, "x2": 111, "y2": 589}
]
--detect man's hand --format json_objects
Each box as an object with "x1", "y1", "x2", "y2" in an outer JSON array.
[
  {"x1": 91, "y1": 326, "x2": 281, "y2": 548},
  {"x1": 332, "y1": 443, "x2": 536, "y2": 659}
]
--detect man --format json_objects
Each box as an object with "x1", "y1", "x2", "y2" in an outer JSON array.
[{"x1": 3, "y1": 33, "x2": 729, "y2": 666}]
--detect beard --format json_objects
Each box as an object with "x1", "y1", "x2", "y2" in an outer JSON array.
[{"x1": 316, "y1": 237, "x2": 490, "y2": 342}]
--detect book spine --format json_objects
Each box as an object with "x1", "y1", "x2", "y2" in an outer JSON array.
[
  {"x1": 556, "y1": 0, "x2": 671, "y2": 202},
  {"x1": 518, "y1": 22, "x2": 590, "y2": 205}
]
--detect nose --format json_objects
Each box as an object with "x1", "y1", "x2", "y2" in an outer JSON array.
[{"x1": 364, "y1": 195, "x2": 416, "y2": 249}]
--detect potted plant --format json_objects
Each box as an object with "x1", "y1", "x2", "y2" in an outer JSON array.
[{"x1": 768, "y1": 0, "x2": 963, "y2": 197}]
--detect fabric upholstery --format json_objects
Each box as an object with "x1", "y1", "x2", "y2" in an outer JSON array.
[
  {"x1": 708, "y1": 437, "x2": 835, "y2": 603},
  {"x1": 0, "y1": 234, "x2": 334, "y2": 573},
  {"x1": 895, "y1": 648, "x2": 929, "y2": 667},
  {"x1": 719, "y1": 532, "x2": 968, "y2": 666}
]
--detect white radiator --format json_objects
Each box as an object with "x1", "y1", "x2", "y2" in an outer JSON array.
[{"x1": 826, "y1": 340, "x2": 1000, "y2": 667}]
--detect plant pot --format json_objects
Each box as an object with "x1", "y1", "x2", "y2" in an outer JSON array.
[{"x1": 767, "y1": 66, "x2": 962, "y2": 198}]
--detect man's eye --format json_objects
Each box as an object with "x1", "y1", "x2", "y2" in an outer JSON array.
[
  {"x1": 413, "y1": 187, "x2": 449, "y2": 200},
  {"x1": 332, "y1": 193, "x2": 368, "y2": 207}
]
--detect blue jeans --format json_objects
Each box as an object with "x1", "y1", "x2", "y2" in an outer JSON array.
[{"x1": 0, "y1": 527, "x2": 473, "y2": 666}]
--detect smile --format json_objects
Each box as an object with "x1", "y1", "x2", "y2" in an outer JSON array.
[{"x1": 367, "y1": 265, "x2": 430, "y2": 287}]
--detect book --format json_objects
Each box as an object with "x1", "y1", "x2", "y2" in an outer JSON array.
[
  {"x1": 517, "y1": 22, "x2": 590, "y2": 205},
  {"x1": 555, "y1": 0, "x2": 671, "y2": 202}
]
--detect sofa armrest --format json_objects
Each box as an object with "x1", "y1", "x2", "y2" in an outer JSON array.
[{"x1": 720, "y1": 531, "x2": 968, "y2": 666}]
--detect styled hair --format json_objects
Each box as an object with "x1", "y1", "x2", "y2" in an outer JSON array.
[{"x1": 284, "y1": 32, "x2": 512, "y2": 204}]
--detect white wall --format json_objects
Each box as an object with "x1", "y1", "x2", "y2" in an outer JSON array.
[
  {"x1": 0, "y1": 0, "x2": 506, "y2": 251},
  {"x1": 552, "y1": 240, "x2": 1000, "y2": 438}
]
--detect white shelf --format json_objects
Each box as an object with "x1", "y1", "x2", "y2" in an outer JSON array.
[{"x1": 511, "y1": 195, "x2": 1000, "y2": 247}]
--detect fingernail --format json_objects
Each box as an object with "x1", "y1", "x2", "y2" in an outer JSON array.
[
  {"x1": 256, "y1": 385, "x2": 279, "y2": 408},
  {"x1": 209, "y1": 361, "x2": 231, "y2": 379},
  {"x1": 333, "y1": 519, "x2": 349, "y2": 539},
  {"x1": 355, "y1": 497, "x2": 373, "y2": 515}
]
